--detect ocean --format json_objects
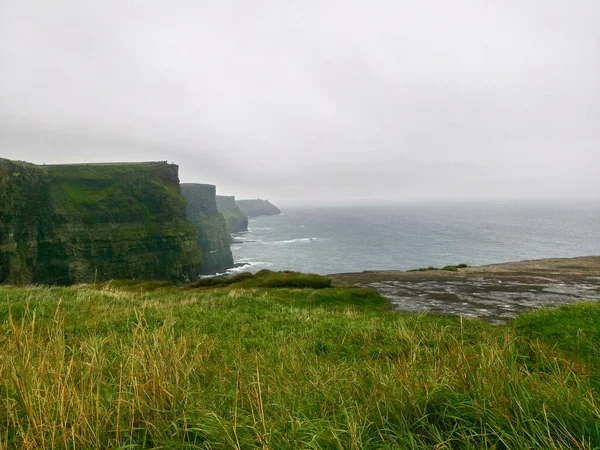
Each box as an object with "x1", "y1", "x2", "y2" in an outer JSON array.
[{"x1": 230, "y1": 201, "x2": 600, "y2": 275}]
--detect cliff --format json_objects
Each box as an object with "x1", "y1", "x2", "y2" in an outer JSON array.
[
  {"x1": 216, "y1": 195, "x2": 248, "y2": 234},
  {"x1": 181, "y1": 184, "x2": 233, "y2": 273},
  {"x1": 0, "y1": 159, "x2": 203, "y2": 285},
  {"x1": 236, "y1": 199, "x2": 281, "y2": 218}
]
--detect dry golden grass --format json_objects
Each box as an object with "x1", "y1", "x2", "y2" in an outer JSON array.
[{"x1": 0, "y1": 284, "x2": 598, "y2": 449}]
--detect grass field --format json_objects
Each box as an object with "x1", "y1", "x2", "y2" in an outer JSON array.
[{"x1": 0, "y1": 278, "x2": 598, "y2": 449}]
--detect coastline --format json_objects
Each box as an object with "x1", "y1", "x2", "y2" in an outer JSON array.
[{"x1": 330, "y1": 255, "x2": 600, "y2": 285}]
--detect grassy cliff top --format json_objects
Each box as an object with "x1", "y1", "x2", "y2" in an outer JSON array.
[
  {"x1": 1, "y1": 159, "x2": 176, "y2": 169},
  {"x1": 181, "y1": 182, "x2": 216, "y2": 188},
  {"x1": 40, "y1": 160, "x2": 186, "y2": 223},
  {"x1": 1, "y1": 159, "x2": 180, "y2": 184},
  {"x1": 45, "y1": 161, "x2": 173, "y2": 167},
  {"x1": 45, "y1": 161, "x2": 178, "y2": 181},
  {"x1": 0, "y1": 157, "x2": 40, "y2": 168}
]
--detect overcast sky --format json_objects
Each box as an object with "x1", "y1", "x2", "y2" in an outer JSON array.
[{"x1": 0, "y1": 0, "x2": 598, "y2": 205}]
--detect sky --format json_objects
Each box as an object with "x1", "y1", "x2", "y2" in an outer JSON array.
[{"x1": 0, "y1": 0, "x2": 598, "y2": 205}]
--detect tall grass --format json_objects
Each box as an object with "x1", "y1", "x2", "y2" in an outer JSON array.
[{"x1": 0, "y1": 284, "x2": 598, "y2": 449}]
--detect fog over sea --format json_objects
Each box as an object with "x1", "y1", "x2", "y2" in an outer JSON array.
[{"x1": 231, "y1": 201, "x2": 600, "y2": 275}]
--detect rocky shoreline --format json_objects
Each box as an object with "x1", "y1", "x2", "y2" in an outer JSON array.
[{"x1": 331, "y1": 256, "x2": 600, "y2": 323}]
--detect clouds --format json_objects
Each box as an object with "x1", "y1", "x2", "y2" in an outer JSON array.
[{"x1": 1, "y1": 0, "x2": 598, "y2": 203}]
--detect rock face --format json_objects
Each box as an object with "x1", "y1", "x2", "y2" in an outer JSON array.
[
  {"x1": 0, "y1": 159, "x2": 203, "y2": 285},
  {"x1": 216, "y1": 195, "x2": 248, "y2": 234},
  {"x1": 181, "y1": 184, "x2": 233, "y2": 273},
  {"x1": 236, "y1": 199, "x2": 281, "y2": 218}
]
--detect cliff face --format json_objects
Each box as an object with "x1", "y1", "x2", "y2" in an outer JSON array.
[
  {"x1": 216, "y1": 195, "x2": 248, "y2": 234},
  {"x1": 0, "y1": 159, "x2": 48, "y2": 284},
  {"x1": 236, "y1": 199, "x2": 281, "y2": 218},
  {"x1": 181, "y1": 184, "x2": 233, "y2": 273},
  {"x1": 0, "y1": 159, "x2": 203, "y2": 285}
]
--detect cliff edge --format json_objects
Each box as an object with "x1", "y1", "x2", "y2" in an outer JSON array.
[{"x1": 0, "y1": 159, "x2": 202, "y2": 285}]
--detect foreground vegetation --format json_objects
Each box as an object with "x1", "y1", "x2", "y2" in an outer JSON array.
[
  {"x1": 0, "y1": 279, "x2": 598, "y2": 449},
  {"x1": 190, "y1": 270, "x2": 332, "y2": 289}
]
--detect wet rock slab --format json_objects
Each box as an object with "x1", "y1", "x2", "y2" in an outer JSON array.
[
  {"x1": 331, "y1": 256, "x2": 600, "y2": 323},
  {"x1": 370, "y1": 278, "x2": 600, "y2": 324}
]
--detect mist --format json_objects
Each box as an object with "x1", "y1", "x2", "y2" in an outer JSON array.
[{"x1": 1, "y1": 0, "x2": 598, "y2": 205}]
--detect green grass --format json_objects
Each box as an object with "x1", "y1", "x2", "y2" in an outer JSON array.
[
  {"x1": 0, "y1": 283, "x2": 598, "y2": 449},
  {"x1": 190, "y1": 270, "x2": 332, "y2": 289},
  {"x1": 514, "y1": 301, "x2": 600, "y2": 375}
]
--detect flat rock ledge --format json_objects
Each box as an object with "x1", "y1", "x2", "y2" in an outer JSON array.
[{"x1": 331, "y1": 256, "x2": 600, "y2": 324}]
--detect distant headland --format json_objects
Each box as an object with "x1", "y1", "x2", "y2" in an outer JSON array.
[{"x1": 236, "y1": 198, "x2": 281, "y2": 218}]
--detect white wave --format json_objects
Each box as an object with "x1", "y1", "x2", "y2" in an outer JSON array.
[
  {"x1": 225, "y1": 261, "x2": 273, "y2": 275},
  {"x1": 266, "y1": 237, "x2": 327, "y2": 245},
  {"x1": 198, "y1": 261, "x2": 273, "y2": 279},
  {"x1": 251, "y1": 226, "x2": 273, "y2": 230}
]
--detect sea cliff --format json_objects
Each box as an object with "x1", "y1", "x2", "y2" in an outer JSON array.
[
  {"x1": 0, "y1": 159, "x2": 202, "y2": 285},
  {"x1": 181, "y1": 184, "x2": 233, "y2": 273},
  {"x1": 216, "y1": 195, "x2": 248, "y2": 233},
  {"x1": 236, "y1": 198, "x2": 281, "y2": 217}
]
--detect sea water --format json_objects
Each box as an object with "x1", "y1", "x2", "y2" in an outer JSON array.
[{"x1": 231, "y1": 201, "x2": 600, "y2": 275}]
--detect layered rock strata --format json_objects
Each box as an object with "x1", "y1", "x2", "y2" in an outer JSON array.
[
  {"x1": 0, "y1": 159, "x2": 202, "y2": 285},
  {"x1": 216, "y1": 195, "x2": 248, "y2": 234},
  {"x1": 181, "y1": 184, "x2": 234, "y2": 273}
]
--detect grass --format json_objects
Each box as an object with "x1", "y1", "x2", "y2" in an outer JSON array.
[
  {"x1": 0, "y1": 281, "x2": 598, "y2": 449},
  {"x1": 514, "y1": 301, "x2": 600, "y2": 383},
  {"x1": 190, "y1": 270, "x2": 332, "y2": 289},
  {"x1": 408, "y1": 264, "x2": 468, "y2": 272}
]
